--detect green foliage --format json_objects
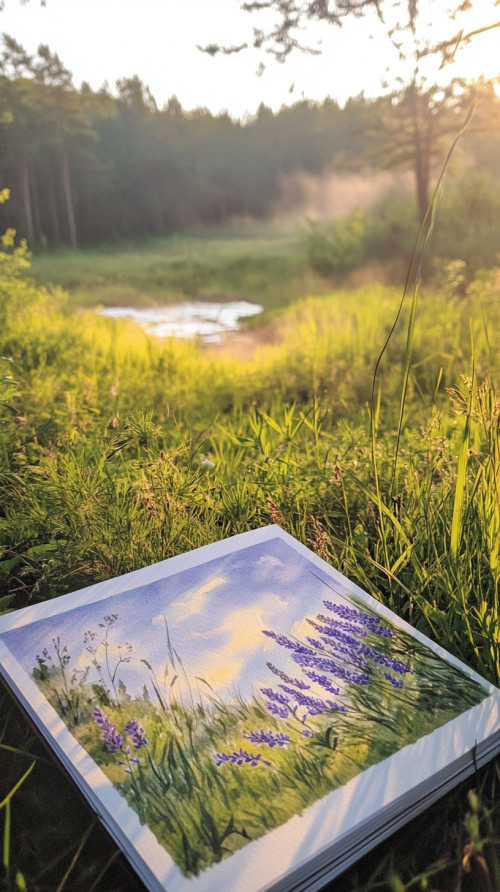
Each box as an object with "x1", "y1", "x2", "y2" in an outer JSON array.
[
  {"x1": 304, "y1": 210, "x2": 369, "y2": 276},
  {"x1": 432, "y1": 172, "x2": 500, "y2": 273},
  {"x1": 304, "y1": 172, "x2": 500, "y2": 283},
  {"x1": 0, "y1": 223, "x2": 500, "y2": 889},
  {"x1": 364, "y1": 194, "x2": 420, "y2": 263}
]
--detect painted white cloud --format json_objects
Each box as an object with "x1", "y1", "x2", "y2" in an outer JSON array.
[
  {"x1": 188, "y1": 591, "x2": 288, "y2": 691},
  {"x1": 151, "y1": 574, "x2": 226, "y2": 627},
  {"x1": 254, "y1": 552, "x2": 304, "y2": 586}
]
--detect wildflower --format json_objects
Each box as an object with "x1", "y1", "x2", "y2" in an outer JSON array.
[
  {"x1": 316, "y1": 613, "x2": 368, "y2": 637},
  {"x1": 305, "y1": 637, "x2": 325, "y2": 651},
  {"x1": 93, "y1": 707, "x2": 124, "y2": 752},
  {"x1": 280, "y1": 686, "x2": 327, "y2": 714},
  {"x1": 308, "y1": 617, "x2": 364, "y2": 650},
  {"x1": 323, "y1": 600, "x2": 395, "y2": 637},
  {"x1": 302, "y1": 670, "x2": 340, "y2": 696},
  {"x1": 264, "y1": 701, "x2": 289, "y2": 718},
  {"x1": 118, "y1": 747, "x2": 139, "y2": 774},
  {"x1": 291, "y1": 650, "x2": 371, "y2": 685},
  {"x1": 384, "y1": 673, "x2": 404, "y2": 689},
  {"x1": 260, "y1": 687, "x2": 289, "y2": 705},
  {"x1": 262, "y1": 630, "x2": 315, "y2": 654},
  {"x1": 266, "y1": 661, "x2": 310, "y2": 689},
  {"x1": 308, "y1": 619, "x2": 414, "y2": 677},
  {"x1": 281, "y1": 686, "x2": 347, "y2": 716},
  {"x1": 261, "y1": 687, "x2": 291, "y2": 717},
  {"x1": 213, "y1": 749, "x2": 271, "y2": 768},
  {"x1": 301, "y1": 729, "x2": 314, "y2": 738},
  {"x1": 124, "y1": 719, "x2": 148, "y2": 749},
  {"x1": 242, "y1": 729, "x2": 291, "y2": 748}
]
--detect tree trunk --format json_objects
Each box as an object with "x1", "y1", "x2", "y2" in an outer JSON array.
[
  {"x1": 48, "y1": 177, "x2": 62, "y2": 245},
  {"x1": 31, "y1": 170, "x2": 43, "y2": 243},
  {"x1": 20, "y1": 161, "x2": 34, "y2": 243},
  {"x1": 61, "y1": 147, "x2": 78, "y2": 248},
  {"x1": 408, "y1": 81, "x2": 429, "y2": 221},
  {"x1": 415, "y1": 147, "x2": 429, "y2": 222}
]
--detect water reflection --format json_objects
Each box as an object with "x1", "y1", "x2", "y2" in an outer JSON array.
[{"x1": 97, "y1": 300, "x2": 263, "y2": 342}]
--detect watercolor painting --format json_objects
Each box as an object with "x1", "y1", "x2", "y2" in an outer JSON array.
[{"x1": 0, "y1": 534, "x2": 489, "y2": 879}]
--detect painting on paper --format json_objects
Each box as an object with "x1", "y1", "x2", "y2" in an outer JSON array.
[{"x1": 0, "y1": 533, "x2": 488, "y2": 881}]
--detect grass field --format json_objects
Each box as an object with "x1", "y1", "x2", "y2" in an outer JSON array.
[
  {"x1": 1, "y1": 220, "x2": 500, "y2": 891},
  {"x1": 26, "y1": 220, "x2": 333, "y2": 312}
]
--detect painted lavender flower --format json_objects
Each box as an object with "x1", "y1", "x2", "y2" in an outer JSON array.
[
  {"x1": 242, "y1": 729, "x2": 291, "y2": 748},
  {"x1": 125, "y1": 719, "x2": 149, "y2": 749},
  {"x1": 93, "y1": 706, "x2": 124, "y2": 752},
  {"x1": 322, "y1": 601, "x2": 396, "y2": 637},
  {"x1": 261, "y1": 687, "x2": 290, "y2": 718},
  {"x1": 118, "y1": 750, "x2": 139, "y2": 774},
  {"x1": 266, "y1": 662, "x2": 310, "y2": 690},
  {"x1": 93, "y1": 709, "x2": 152, "y2": 778},
  {"x1": 214, "y1": 748, "x2": 271, "y2": 768},
  {"x1": 281, "y1": 686, "x2": 347, "y2": 715},
  {"x1": 260, "y1": 594, "x2": 416, "y2": 739},
  {"x1": 214, "y1": 730, "x2": 290, "y2": 770}
]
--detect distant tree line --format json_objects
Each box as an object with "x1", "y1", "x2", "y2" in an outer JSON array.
[{"x1": 1, "y1": 35, "x2": 499, "y2": 249}]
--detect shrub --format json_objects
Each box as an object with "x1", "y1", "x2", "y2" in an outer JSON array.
[
  {"x1": 432, "y1": 171, "x2": 500, "y2": 273},
  {"x1": 303, "y1": 209, "x2": 368, "y2": 276}
]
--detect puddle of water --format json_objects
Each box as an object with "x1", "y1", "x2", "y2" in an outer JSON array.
[{"x1": 97, "y1": 300, "x2": 263, "y2": 343}]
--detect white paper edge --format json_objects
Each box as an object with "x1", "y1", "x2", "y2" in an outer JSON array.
[{"x1": 1, "y1": 524, "x2": 499, "y2": 892}]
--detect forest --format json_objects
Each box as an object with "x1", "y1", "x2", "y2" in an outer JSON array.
[{"x1": 1, "y1": 34, "x2": 500, "y2": 249}]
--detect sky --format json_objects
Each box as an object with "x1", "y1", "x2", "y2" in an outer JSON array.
[{"x1": 0, "y1": 0, "x2": 499, "y2": 118}]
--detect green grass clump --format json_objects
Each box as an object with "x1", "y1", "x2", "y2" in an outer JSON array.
[{"x1": 1, "y1": 221, "x2": 500, "y2": 891}]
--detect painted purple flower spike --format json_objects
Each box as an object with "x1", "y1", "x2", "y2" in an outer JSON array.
[
  {"x1": 266, "y1": 662, "x2": 310, "y2": 690},
  {"x1": 303, "y1": 670, "x2": 340, "y2": 696},
  {"x1": 214, "y1": 748, "x2": 271, "y2": 768},
  {"x1": 384, "y1": 673, "x2": 404, "y2": 689},
  {"x1": 125, "y1": 719, "x2": 149, "y2": 749},
  {"x1": 264, "y1": 701, "x2": 289, "y2": 718},
  {"x1": 260, "y1": 687, "x2": 289, "y2": 705},
  {"x1": 93, "y1": 706, "x2": 124, "y2": 752},
  {"x1": 243, "y1": 729, "x2": 291, "y2": 748},
  {"x1": 262, "y1": 630, "x2": 315, "y2": 654},
  {"x1": 261, "y1": 687, "x2": 291, "y2": 717},
  {"x1": 322, "y1": 600, "x2": 395, "y2": 637}
]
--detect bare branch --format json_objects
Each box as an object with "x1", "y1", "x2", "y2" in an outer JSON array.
[
  {"x1": 199, "y1": 0, "x2": 383, "y2": 59},
  {"x1": 417, "y1": 19, "x2": 500, "y2": 68},
  {"x1": 197, "y1": 42, "x2": 248, "y2": 56}
]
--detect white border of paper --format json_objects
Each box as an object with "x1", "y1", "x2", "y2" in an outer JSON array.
[{"x1": 1, "y1": 525, "x2": 499, "y2": 892}]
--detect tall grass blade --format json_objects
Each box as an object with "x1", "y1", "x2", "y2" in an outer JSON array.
[
  {"x1": 364, "y1": 100, "x2": 477, "y2": 581},
  {"x1": 55, "y1": 816, "x2": 98, "y2": 892},
  {"x1": 388, "y1": 100, "x2": 477, "y2": 498},
  {"x1": 0, "y1": 761, "x2": 35, "y2": 811},
  {"x1": 450, "y1": 415, "x2": 471, "y2": 562},
  {"x1": 2, "y1": 800, "x2": 10, "y2": 872}
]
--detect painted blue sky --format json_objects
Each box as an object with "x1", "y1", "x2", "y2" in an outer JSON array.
[{"x1": 0, "y1": 537, "x2": 353, "y2": 703}]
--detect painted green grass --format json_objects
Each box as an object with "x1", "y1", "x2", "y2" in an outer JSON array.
[{"x1": 22, "y1": 594, "x2": 486, "y2": 879}]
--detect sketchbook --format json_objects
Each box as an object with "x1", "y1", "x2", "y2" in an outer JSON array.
[{"x1": 1, "y1": 525, "x2": 499, "y2": 892}]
